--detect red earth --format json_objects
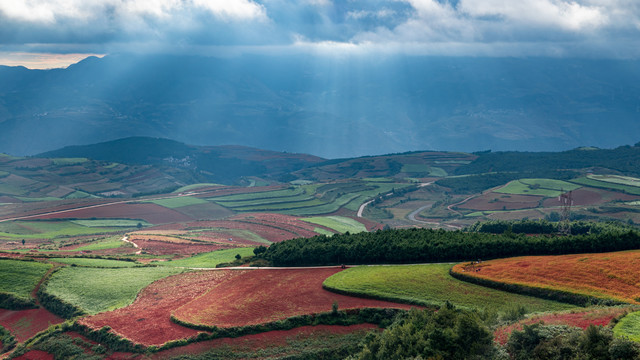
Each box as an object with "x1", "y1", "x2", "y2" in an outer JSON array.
[
  {"x1": 458, "y1": 193, "x2": 543, "y2": 211},
  {"x1": 542, "y1": 187, "x2": 640, "y2": 207},
  {"x1": 79, "y1": 270, "x2": 247, "y2": 346},
  {"x1": 173, "y1": 268, "x2": 418, "y2": 328},
  {"x1": 0, "y1": 308, "x2": 63, "y2": 342},
  {"x1": 152, "y1": 323, "x2": 378, "y2": 359},
  {"x1": 494, "y1": 307, "x2": 630, "y2": 345},
  {"x1": 131, "y1": 239, "x2": 234, "y2": 256}
]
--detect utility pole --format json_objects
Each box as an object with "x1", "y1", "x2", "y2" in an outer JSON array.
[{"x1": 558, "y1": 190, "x2": 573, "y2": 235}]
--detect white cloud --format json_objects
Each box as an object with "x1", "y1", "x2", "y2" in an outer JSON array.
[
  {"x1": 0, "y1": 0, "x2": 267, "y2": 24},
  {"x1": 458, "y1": 0, "x2": 607, "y2": 31}
]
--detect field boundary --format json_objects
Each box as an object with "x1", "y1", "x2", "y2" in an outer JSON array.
[{"x1": 449, "y1": 267, "x2": 625, "y2": 307}]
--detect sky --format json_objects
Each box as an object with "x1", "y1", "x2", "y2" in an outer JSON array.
[{"x1": 0, "y1": 0, "x2": 639, "y2": 68}]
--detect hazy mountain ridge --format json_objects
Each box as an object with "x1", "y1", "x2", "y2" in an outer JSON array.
[{"x1": 1, "y1": 55, "x2": 639, "y2": 158}]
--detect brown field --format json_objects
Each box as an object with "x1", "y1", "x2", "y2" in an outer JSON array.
[
  {"x1": 0, "y1": 308, "x2": 63, "y2": 342},
  {"x1": 173, "y1": 268, "x2": 417, "y2": 328},
  {"x1": 132, "y1": 239, "x2": 234, "y2": 256},
  {"x1": 458, "y1": 193, "x2": 543, "y2": 211},
  {"x1": 80, "y1": 271, "x2": 247, "y2": 346},
  {"x1": 542, "y1": 187, "x2": 640, "y2": 207},
  {"x1": 451, "y1": 250, "x2": 640, "y2": 304}
]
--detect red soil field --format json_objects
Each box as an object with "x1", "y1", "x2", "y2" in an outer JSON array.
[
  {"x1": 0, "y1": 308, "x2": 63, "y2": 342},
  {"x1": 451, "y1": 250, "x2": 640, "y2": 304},
  {"x1": 132, "y1": 239, "x2": 234, "y2": 256},
  {"x1": 12, "y1": 350, "x2": 54, "y2": 360},
  {"x1": 173, "y1": 268, "x2": 417, "y2": 328},
  {"x1": 33, "y1": 203, "x2": 192, "y2": 224},
  {"x1": 152, "y1": 323, "x2": 378, "y2": 359},
  {"x1": 80, "y1": 270, "x2": 247, "y2": 346},
  {"x1": 542, "y1": 188, "x2": 640, "y2": 208},
  {"x1": 494, "y1": 307, "x2": 630, "y2": 344},
  {"x1": 458, "y1": 193, "x2": 543, "y2": 211}
]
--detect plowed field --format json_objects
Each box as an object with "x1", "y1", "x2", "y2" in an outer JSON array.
[
  {"x1": 0, "y1": 308, "x2": 63, "y2": 342},
  {"x1": 451, "y1": 250, "x2": 640, "y2": 304},
  {"x1": 79, "y1": 270, "x2": 246, "y2": 346},
  {"x1": 173, "y1": 268, "x2": 417, "y2": 328}
]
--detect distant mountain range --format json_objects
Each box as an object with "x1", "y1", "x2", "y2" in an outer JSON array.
[{"x1": 1, "y1": 55, "x2": 640, "y2": 158}]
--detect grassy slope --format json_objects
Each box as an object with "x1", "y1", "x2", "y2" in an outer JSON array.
[
  {"x1": 150, "y1": 196, "x2": 210, "y2": 209},
  {"x1": 158, "y1": 248, "x2": 255, "y2": 268},
  {"x1": 495, "y1": 178, "x2": 581, "y2": 197},
  {"x1": 48, "y1": 258, "x2": 138, "y2": 268},
  {"x1": 0, "y1": 260, "x2": 52, "y2": 299},
  {"x1": 613, "y1": 311, "x2": 640, "y2": 342},
  {"x1": 323, "y1": 264, "x2": 576, "y2": 313},
  {"x1": 302, "y1": 216, "x2": 367, "y2": 234},
  {"x1": 44, "y1": 267, "x2": 183, "y2": 314}
]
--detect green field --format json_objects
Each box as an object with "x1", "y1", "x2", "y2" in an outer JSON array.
[
  {"x1": 157, "y1": 247, "x2": 256, "y2": 268},
  {"x1": 613, "y1": 311, "x2": 640, "y2": 342},
  {"x1": 150, "y1": 196, "x2": 210, "y2": 209},
  {"x1": 173, "y1": 183, "x2": 223, "y2": 192},
  {"x1": 323, "y1": 264, "x2": 577, "y2": 313},
  {"x1": 302, "y1": 216, "x2": 367, "y2": 234},
  {"x1": 0, "y1": 259, "x2": 52, "y2": 299},
  {"x1": 48, "y1": 258, "x2": 138, "y2": 268},
  {"x1": 495, "y1": 178, "x2": 581, "y2": 197},
  {"x1": 71, "y1": 219, "x2": 151, "y2": 227},
  {"x1": 571, "y1": 177, "x2": 640, "y2": 195},
  {"x1": 0, "y1": 221, "x2": 123, "y2": 239},
  {"x1": 588, "y1": 175, "x2": 640, "y2": 188},
  {"x1": 401, "y1": 164, "x2": 431, "y2": 173},
  {"x1": 44, "y1": 267, "x2": 183, "y2": 314},
  {"x1": 70, "y1": 238, "x2": 126, "y2": 252}
]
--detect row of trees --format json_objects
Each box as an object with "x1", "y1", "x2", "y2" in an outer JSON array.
[{"x1": 261, "y1": 224, "x2": 640, "y2": 266}]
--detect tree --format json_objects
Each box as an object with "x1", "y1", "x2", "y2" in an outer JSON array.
[{"x1": 235, "y1": 254, "x2": 242, "y2": 260}]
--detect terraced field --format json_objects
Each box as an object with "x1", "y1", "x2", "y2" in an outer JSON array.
[
  {"x1": 450, "y1": 250, "x2": 640, "y2": 304},
  {"x1": 43, "y1": 266, "x2": 183, "y2": 314},
  {"x1": 322, "y1": 264, "x2": 576, "y2": 312}
]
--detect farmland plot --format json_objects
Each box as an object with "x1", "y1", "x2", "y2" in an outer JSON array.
[{"x1": 450, "y1": 250, "x2": 640, "y2": 304}]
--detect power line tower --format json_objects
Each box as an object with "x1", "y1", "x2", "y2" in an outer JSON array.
[{"x1": 558, "y1": 190, "x2": 573, "y2": 235}]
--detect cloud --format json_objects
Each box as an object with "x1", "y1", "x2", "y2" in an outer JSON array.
[{"x1": 0, "y1": 0, "x2": 639, "y2": 63}]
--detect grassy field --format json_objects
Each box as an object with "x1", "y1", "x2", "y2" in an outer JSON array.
[
  {"x1": 495, "y1": 178, "x2": 581, "y2": 197},
  {"x1": 210, "y1": 187, "x2": 309, "y2": 202},
  {"x1": 48, "y1": 258, "x2": 138, "y2": 268},
  {"x1": 323, "y1": 264, "x2": 577, "y2": 312},
  {"x1": 70, "y1": 237, "x2": 126, "y2": 252},
  {"x1": 588, "y1": 175, "x2": 640, "y2": 188},
  {"x1": 302, "y1": 216, "x2": 367, "y2": 234},
  {"x1": 44, "y1": 266, "x2": 183, "y2": 314},
  {"x1": 157, "y1": 247, "x2": 256, "y2": 268},
  {"x1": 571, "y1": 177, "x2": 640, "y2": 195},
  {"x1": 150, "y1": 196, "x2": 210, "y2": 209},
  {"x1": 70, "y1": 219, "x2": 151, "y2": 227},
  {"x1": 0, "y1": 259, "x2": 52, "y2": 299},
  {"x1": 613, "y1": 311, "x2": 640, "y2": 342},
  {"x1": 173, "y1": 183, "x2": 223, "y2": 192},
  {"x1": 0, "y1": 221, "x2": 121, "y2": 239}
]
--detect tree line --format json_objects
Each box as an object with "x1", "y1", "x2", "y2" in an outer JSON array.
[{"x1": 260, "y1": 222, "x2": 640, "y2": 266}]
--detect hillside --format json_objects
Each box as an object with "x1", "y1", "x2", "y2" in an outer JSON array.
[{"x1": 1, "y1": 55, "x2": 639, "y2": 158}]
